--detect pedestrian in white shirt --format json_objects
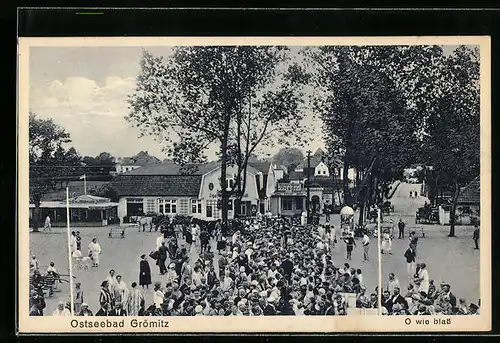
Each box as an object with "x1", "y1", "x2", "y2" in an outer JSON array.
[
  {"x1": 88, "y1": 237, "x2": 101, "y2": 267},
  {"x1": 156, "y1": 232, "x2": 165, "y2": 250},
  {"x1": 417, "y1": 263, "x2": 430, "y2": 294},
  {"x1": 386, "y1": 273, "x2": 400, "y2": 295},
  {"x1": 44, "y1": 215, "x2": 51, "y2": 232},
  {"x1": 52, "y1": 301, "x2": 70, "y2": 316},
  {"x1": 362, "y1": 232, "x2": 370, "y2": 262},
  {"x1": 153, "y1": 282, "x2": 164, "y2": 309}
]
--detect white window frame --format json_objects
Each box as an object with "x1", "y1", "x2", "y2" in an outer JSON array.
[
  {"x1": 158, "y1": 199, "x2": 177, "y2": 214},
  {"x1": 191, "y1": 199, "x2": 202, "y2": 214}
]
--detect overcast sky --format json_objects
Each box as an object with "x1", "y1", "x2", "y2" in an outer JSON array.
[{"x1": 28, "y1": 45, "x2": 461, "y2": 161}]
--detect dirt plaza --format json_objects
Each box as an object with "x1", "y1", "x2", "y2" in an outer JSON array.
[{"x1": 28, "y1": 183, "x2": 480, "y2": 315}]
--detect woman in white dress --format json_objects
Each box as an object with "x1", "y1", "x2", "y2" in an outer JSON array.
[
  {"x1": 153, "y1": 282, "x2": 164, "y2": 310},
  {"x1": 165, "y1": 262, "x2": 178, "y2": 285},
  {"x1": 114, "y1": 275, "x2": 130, "y2": 309},
  {"x1": 381, "y1": 229, "x2": 393, "y2": 254},
  {"x1": 88, "y1": 238, "x2": 101, "y2": 267},
  {"x1": 417, "y1": 263, "x2": 430, "y2": 294},
  {"x1": 70, "y1": 231, "x2": 77, "y2": 254}
]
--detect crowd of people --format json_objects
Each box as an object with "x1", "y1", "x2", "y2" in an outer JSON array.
[{"x1": 30, "y1": 214, "x2": 480, "y2": 317}]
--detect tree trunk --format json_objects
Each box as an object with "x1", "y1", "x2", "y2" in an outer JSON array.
[
  {"x1": 32, "y1": 195, "x2": 42, "y2": 232},
  {"x1": 372, "y1": 175, "x2": 379, "y2": 205},
  {"x1": 342, "y1": 158, "x2": 351, "y2": 206},
  {"x1": 448, "y1": 181, "x2": 460, "y2": 237},
  {"x1": 220, "y1": 122, "x2": 230, "y2": 224},
  {"x1": 358, "y1": 195, "x2": 365, "y2": 226},
  {"x1": 331, "y1": 167, "x2": 336, "y2": 207},
  {"x1": 32, "y1": 205, "x2": 40, "y2": 232}
]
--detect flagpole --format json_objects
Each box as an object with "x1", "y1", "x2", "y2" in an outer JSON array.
[
  {"x1": 66, "y1": 187, "x2": 75, "y2": 315},
  {"x1": 83, "y1": 174, "x2": 87, "y2": 195},
  {"x1": 377, "y1": 208, "x2": 382, "y2": 315}
]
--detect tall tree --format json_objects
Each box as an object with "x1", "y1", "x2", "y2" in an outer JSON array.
[
  {"x1": 29, "y1": 112, "x2": 78, "y2": 232},
  {"x1": 96, "y1": 152, "x2": 115, "y2": 165},
  {"x1": 306, "y1": 46, "x2": 420, "y2": 223},
  {"x1": 272, "y1": 147, "x2": 305, "y2": 171},
  {"x1": 424, "y1": 46, "x2": 480, "y2": 237},
  {"x1": 127, "y1": 47, "x2": 308, "y2": 222}
]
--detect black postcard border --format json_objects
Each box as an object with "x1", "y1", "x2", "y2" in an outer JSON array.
[{"x1": 8, "y1": 6, "x2": 500, "y2": 340}]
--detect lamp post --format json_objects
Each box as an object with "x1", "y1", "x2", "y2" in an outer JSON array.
[{"x1": 306, "y1": 150, "x2": 312, "y2": 224}]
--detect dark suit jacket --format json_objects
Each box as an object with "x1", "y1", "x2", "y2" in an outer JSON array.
[
  {"x1": 95, "y1": 308, "x2": 110, "y2": 316},
  {"x1": 110, "y1": 308, "x2": 127, "y2": 316},
  {"x1": 386, "y1": 294, "x2": 408, "y2": 313},
  {"x1": 404, "y1": 248, "x2": 416, "y2": 263}
]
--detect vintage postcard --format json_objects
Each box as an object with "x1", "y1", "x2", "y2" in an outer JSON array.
[{"x1": 17, "y1": 36, "x2": 491, "y2": 333}]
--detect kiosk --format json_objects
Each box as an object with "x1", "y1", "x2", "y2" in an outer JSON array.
[{"x1": 340, "y1": 206, "x2": 355, "y2": 239}]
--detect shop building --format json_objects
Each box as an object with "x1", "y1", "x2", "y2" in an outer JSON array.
[
  {"x1": 29, "y1": 194, "x2": 119, "y2": 227},
  {"x1": 112, "y1": 161, "x2": 280, "y2": 221}
]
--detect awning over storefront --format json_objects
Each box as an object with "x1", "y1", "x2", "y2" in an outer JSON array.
[
  {"x1": 271, "y1": 191, "x2": 307, "y2": 197},
  {"x1": 29, "y1": 194, "x2": 119, "y2": 210}
]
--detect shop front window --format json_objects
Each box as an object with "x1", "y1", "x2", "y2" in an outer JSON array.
[
  {"x1": 282, "y1": 197, "x2": 293, "y2": 211},
  {"x1": 158, "y1": 199, "x2": 177, "y2": 214},
  {"x1": 296, "y1": 197, "x2": 303, "y2": 210}
]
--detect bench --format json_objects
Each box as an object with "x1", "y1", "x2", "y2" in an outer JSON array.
[
  {"x1": 407, "y1": 227, "x2": 425, "y2": 238},
  {"x1": 109, "y1": 226, "x2": 125, "y2": 238}
]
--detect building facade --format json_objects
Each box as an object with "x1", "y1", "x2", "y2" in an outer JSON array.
[{"x1": 112, "y1": 161, "x2": 279, "y2": 221}]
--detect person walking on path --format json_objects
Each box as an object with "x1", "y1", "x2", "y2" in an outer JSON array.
[
  {"x1": 76, "y1": 231, "x2": 82, "y2": 251},
  {"x1": 404, "y1": 244, "x2": 416, "y2": 280},
  {"x1": 70, "y1": 231, "x2": 77, "y2": 254},
  {"x1": 139, "y1": 254, "x2": 152, "y2": 288},
  {"x1": 215, "y1": 226, "x2": 226, "y2": 254},
  {"x1": 88, "y1": 238, "x2": 102, "y2": 267},
  {"x1": 417, "y1": 262, "x2": 430, "y2": 294},
  {"x1": 398, "y1": 219, "x2": 405, "y2": 239},
  {"x1": 44, "y1": 215, "x2": 51, "y2": 233},
  {"x1": 157, "y1": 241, "x2": 168, "y2": 275},
  {"x1": 473, "y1": 225, "x2": 480, "y2": 249},
  {"x1": 409, "y1": 232, "x2": 419, "y2": 257},
  {"x1": 381, "y1": 229, "x2": 393, "y2": 254},
  {"x1": 344, "y1": 232, "x2": 356, "y2": 261},
  {"x1": 200, "y1": 228, "x2": 210, "y2": 253},
  {"x1": 362, "y1": 231, "x2": 370, "y2": 262},
  {"x1": 325, "y1": 205, "x2": 331, "y2": 223}
]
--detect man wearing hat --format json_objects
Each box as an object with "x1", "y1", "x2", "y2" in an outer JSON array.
[
  {"x1": 469, "y1": 303, "x2": 479, "y2": 315},
  {"x1": 78, "y1": 303, "x2": 93, "y2": 316},
  {"x1": 29, "y1": 291, "x2": 45, "y2": 316},
  {"x1": 438, "y1": 282, "x2": 457, "y2": 310},
  {"x1": 110, "y1": 302, "x2": 127, "y2": 316}
]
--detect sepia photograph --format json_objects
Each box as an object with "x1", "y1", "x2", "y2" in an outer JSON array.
[{"x1": 17, "y1": 36, "x2": 491, "y2": 332}]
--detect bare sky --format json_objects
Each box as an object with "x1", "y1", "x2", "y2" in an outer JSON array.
[{"x1": 28, "y1": 44, "x2": 463, "y2": 161}]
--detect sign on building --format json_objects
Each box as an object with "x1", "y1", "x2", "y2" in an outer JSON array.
[{"x1": 277, "y1": 183, "x2": 303, "y2": 193}]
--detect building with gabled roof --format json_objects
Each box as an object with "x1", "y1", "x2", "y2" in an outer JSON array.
[
  {"x1": 111, "y1": 161, "x2": 279, "y2": 221},
  {"x1": 114, "y1": 151, "x2": 162, "y2": 174}
]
